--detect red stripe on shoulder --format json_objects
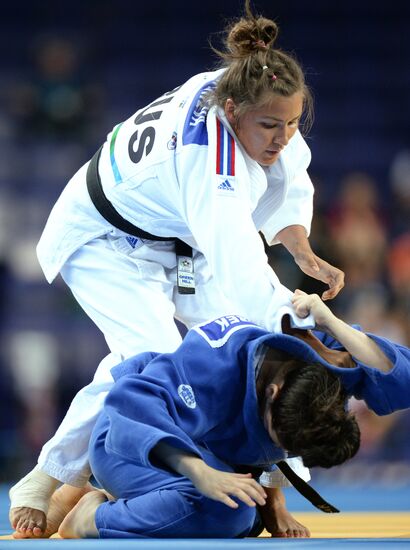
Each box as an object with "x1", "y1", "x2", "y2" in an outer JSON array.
[
  {"x1": 230, "y1": 135, "x2": 235, "y2": 176},
  {"x1": 216, "y1": 118, "x2": 222, "y2": 174}
]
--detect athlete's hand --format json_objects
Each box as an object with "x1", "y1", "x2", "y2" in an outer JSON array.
[
  {"x1": 190, "y1": 465, "x2": 267, "y2": 509},
  {"x1": 293, "y1": 252, "x2": 345, "y2": 300},
  {"x1": 153, "y1": 442, "x2": 266, "y2": 509},
  {"x1": 291, "y1": 289, "x2": 336, "y2": 331}
]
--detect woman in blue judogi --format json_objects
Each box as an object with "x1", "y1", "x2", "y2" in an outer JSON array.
[{"x1": 55, "y1": 291, "x2": 410, "y2": 539}]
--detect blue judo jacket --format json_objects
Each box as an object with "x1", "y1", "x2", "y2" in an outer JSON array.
[{"x1": 100, "y1": 315, "x2": 410, "y2": 472}]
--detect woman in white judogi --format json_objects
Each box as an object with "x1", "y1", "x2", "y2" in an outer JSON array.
[{"x1": 10, "y1": 1, "x2": 344, "y2": 538}]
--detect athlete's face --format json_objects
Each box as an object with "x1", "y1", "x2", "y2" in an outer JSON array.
[{"x1": 224, "y1": 92, "x2": 304, "y2": 166}]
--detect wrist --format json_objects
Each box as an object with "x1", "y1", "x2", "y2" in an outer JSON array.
[
  {"x1": 276, "y1": 225, "x2": 310, "y2": 257},
  {"x1": 180, "y1": 456, "x2": 208, "y2": 483}
]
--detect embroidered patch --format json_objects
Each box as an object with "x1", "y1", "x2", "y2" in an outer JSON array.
[
  {"x1": 178, "y1": 384, "x2": 197, "y2": 409},
  {"x1": 167, "y1": 131, "x2": 177, "y2": 150},
  {"x1": 182, "y1": 81, "x2": 217, "y2": 146}
]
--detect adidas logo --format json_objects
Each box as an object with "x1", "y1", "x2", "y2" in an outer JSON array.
[{"x1": 217, "y1": 179, "x2": 234, "y2": 191}]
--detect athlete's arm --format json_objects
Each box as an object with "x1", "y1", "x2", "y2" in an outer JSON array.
[
  {"x1": 152, "y1": 441, "x2": 266, "y2": 509},
  {"x1": 276, "y1": 225, "x2": 344, "y2": 301},
  {"x1": 291, "y1": 290, "x2": 393, "y2": 373}
]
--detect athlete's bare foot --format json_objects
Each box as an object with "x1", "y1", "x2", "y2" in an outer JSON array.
[
  {"x1": 259, "y1": 487, "x2": 311, "y2": 538},
  {"x1": 10, "y1": 508, "x2": 46, "y2": 538},
  {"x1": 12, "y1": 484, "x2": 94, "y2": 539},
  {"x1": 267, "y1": 505, "x2": 310, "y2": 538},
  {"x1": 58, "y1": 490, "x2": 107, "y2": 539},
  {"x1": 9, "y1": 468, "x2": 59, "y2": 538}
]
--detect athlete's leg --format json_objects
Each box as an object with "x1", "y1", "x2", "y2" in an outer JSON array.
[
  {"x1": 60, "y1": 484, "x2": 257, "y2": 539},
  {"x1": 60, "y1": 429, "x2": 257, "y2": 539},
  {"x1": 10, "y1": 236, "x2": 183, "y2": 534}
]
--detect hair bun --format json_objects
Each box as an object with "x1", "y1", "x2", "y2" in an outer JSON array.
[{"x1": 226, "y1": 17, "x2": 279, "y2": 57}]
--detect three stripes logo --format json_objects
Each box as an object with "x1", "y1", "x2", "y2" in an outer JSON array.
[
  {"x1": 217, "y1": 179, "x2": 234, "y2": 192},
  {"x1": 216, "y1": 118, "x2": 236, "y2": 195}
]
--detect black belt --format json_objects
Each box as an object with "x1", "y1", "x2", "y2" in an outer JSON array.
[
  {"x1": 237, "y1": 462, "x2": 339, "y2": 514},
  {"x1": 86, "y1": 146, "x2": 195, "y2": 294},
  {"x1": 276, "y1": 460, "x2": 339, "y2": 513}
]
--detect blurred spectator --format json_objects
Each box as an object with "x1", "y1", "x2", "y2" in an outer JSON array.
[
  {"x1": 387, "y1": 235, "x2": 410, "y2": 303},
  {"x1": 387, "y1": 232, "x2": 410, "y2": 309},
  {"x1": 389, "y1": 149, "x2": 410, "y2": 239},
  {"x1": 327, "y1": 172, "x2": 388, "y2": 290},
  {"x1": 8, "y1": 331, "x2": 60, "y2": 470},
  {"x1": 387, "y1": 149, "x2": 410, "y2": 327},
  {"x1": 349, "y1": 398, "x2": 410, "y2": 463},
  {"x1": 0, "y1": 356, "x2": 19, "y2": 483},
  {"x1": 8, "y1": 35, "x2": 104, "y2": 144},
  {"x1": 343, "y1": 286, "x2": 407, "y2": 345}
]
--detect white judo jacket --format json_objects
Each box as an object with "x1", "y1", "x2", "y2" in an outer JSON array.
[{"x1": 37, "y1": 69, "x2": 314, "y2": 333}]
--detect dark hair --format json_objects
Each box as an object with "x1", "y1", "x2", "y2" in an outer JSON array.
[
  {"x1": 271, "y1": 363, "x2": 360, "y2": 468},
  {"x1": 210, "y1": 0, "x2": 314, "y2": 133}
]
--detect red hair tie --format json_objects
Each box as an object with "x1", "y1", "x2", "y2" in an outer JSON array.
[{"x1": 262, "y1": 65, "x2": 277, "y2": 81}]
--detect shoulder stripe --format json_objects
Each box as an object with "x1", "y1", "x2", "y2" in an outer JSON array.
[
  {"x1": 228, "y1": 130, "x2": 235, "y2": 176},
  {"x1": 216, "y1": 118, "x2": 235, "y2": 176},
  {"x1": 216, "y1": 118, "x2": 223, "y2": 174}
]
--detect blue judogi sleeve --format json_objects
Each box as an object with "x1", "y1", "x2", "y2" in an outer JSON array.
[{"x1": 312, "y1": 329, "x2": 410, "y2": 415}]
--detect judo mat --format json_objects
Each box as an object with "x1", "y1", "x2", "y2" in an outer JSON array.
[{"x1": 1, "y1": 483, "x2": 409, "y2": 548}]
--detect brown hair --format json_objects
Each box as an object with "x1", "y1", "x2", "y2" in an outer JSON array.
[
  {"x1": 210, "y1": 0, "x2": 314, "y2": 133},
  {"x1": 271, "y1": 362, "x2": 360, "y2": 468}
]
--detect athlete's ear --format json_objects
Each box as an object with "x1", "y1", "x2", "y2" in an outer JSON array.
[
  {"x1": 224, "y1": 98, "x2": 237, "y2": 125},
  {"x1": 265, "y1": 383, "x2": 280, "y2": 404}
]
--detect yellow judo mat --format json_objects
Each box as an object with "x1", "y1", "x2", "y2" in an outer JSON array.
[
  {"x1": 260, "y1": 512, "x2": 410, "y2": 538},
  {"x1": 2, "y1": 513, "x2": 410, "y2": 540}
]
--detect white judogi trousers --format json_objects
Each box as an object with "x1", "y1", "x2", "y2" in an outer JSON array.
[{"x1": 37, "y1": 234, "x2": 238, "y2": 486}]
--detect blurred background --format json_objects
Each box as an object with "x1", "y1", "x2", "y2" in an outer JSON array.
[{"x1": 0, "y1": 0, "x2": 409, "y2": 495}]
